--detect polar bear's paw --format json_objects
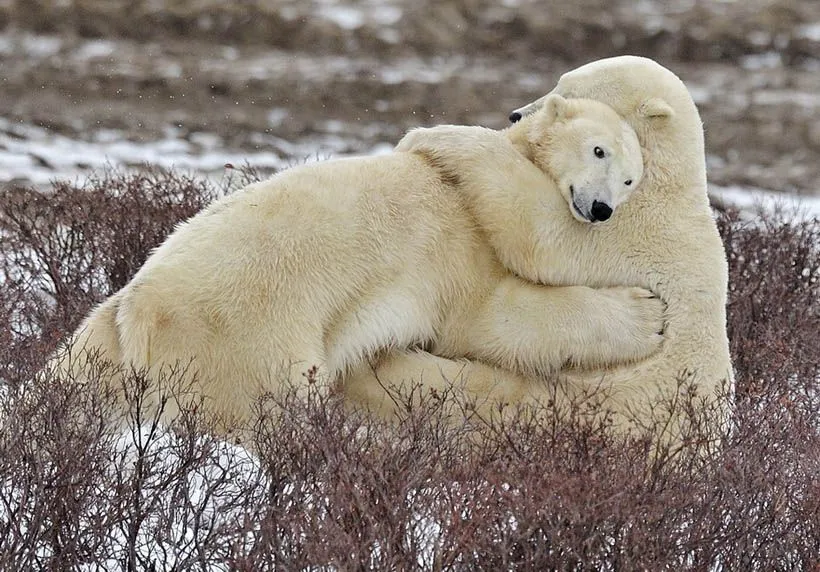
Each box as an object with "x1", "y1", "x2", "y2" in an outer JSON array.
[{"x1": 577, "y1": 286, "x2": 665, "y2": 369}]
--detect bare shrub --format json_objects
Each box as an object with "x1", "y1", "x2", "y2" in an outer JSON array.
[
  {"x1": 0, "y1": 171, "x2": 818, "y2": 570},
  {"x1": 0, "y1": 167, "x2": 217, "y2": 354}
]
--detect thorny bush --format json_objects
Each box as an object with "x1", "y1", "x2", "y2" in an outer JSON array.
[{"x1": 0, "y1": 169, "x2": 818, "y2": 570}]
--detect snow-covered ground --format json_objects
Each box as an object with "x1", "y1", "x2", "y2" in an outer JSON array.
[
  {"x1": 0, "y1": 116, "x2": 398, "y2": 187},
  {"x1": 2, "y1": 2, "x2": 818, "y2": 565},
  {"x1": 2, "y1": 114, "x2": 819, "y2": 219},
  {"x1": 711, "y1": 184, "x2": 820, "y2": 218}
]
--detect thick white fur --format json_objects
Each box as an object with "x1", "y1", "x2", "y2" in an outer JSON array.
[
  {"x1": 345, "y1": 56, "x2": 734, "y2": 438},
  {"x1": 57, "y1": 96, "x2": 661, "y2": 430}
]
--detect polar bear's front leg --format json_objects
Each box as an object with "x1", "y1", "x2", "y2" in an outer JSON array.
[
  {"x1": 458, "y1": 276, "x2": 664, "y2": 375},
  {"x1": 397, "y1": 125, "x2": 505, "y2": 154},
  {"x1": 396, "y1": 123, "x2": 530, "y2": 178},
  {"x1": 396, "y1": 125, "x2": 514, "y2": 184}
]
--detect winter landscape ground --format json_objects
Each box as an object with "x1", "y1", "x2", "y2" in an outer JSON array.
[
  {"x1": 2, "y1": 0, "x2": 820, "y2": 212},
  {"x1": 1, "y1": 1, "x2": 819, "y2": 570}
]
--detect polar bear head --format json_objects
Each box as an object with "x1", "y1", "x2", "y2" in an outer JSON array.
[
  {"x1": 525, "y1": 94, "x2": 644, "y2": 223},
  {"x1": 510, "y1": 56, "x2": 705, "y2": 192}
]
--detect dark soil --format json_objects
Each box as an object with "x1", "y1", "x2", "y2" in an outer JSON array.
[{"x1": 2, "y1": 0, "x2": 820, "y2": 196}]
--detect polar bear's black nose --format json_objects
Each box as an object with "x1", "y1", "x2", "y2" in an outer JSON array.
[
  {"x1": 590, "y1": 200, "x2": 613, "y2": 222},
  {"x1": 509, "y1": 111, "x2": 522, "y2": 123}
]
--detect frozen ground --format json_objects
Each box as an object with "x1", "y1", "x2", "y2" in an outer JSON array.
[
  {"x1": 1, "y1": 5, "x2": 818, "y2": 568},
  {"x1": 2, "y1": 0, "x2": 820, "y2": 217}
]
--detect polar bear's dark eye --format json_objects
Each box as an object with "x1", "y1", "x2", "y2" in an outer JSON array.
[
  {"x1": 594, "y1": 146, "x2": 605, "y2": 158},
  {"x1": 625, "y1": 179, "x2": 633, "y2": 186}
]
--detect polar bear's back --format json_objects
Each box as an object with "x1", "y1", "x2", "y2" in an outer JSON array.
[
  {"x1": 111, "y1": 151, "x2": 493, "y2": 407},
  {"x1": 145, "y1": 153, "x2": 453, "y2": 272}
]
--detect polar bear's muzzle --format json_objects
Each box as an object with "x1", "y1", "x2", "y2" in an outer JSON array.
[{"x1": 570, "y1": 185, "x2": 613, "y2": 223}]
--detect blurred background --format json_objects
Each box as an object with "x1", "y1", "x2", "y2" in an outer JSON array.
[{"x1": 2, "y1": 0, "x2": 820, "y2": 210}]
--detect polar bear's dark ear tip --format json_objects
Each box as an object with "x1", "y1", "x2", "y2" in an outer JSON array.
[{"x1": 509, "y1": 111, "x2": 523, "y2": 123}]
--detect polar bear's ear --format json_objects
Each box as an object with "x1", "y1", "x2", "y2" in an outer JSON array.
[
  {"x1": 638, "y1": 97, "x2": 675, "y2": 119},
  {"x1": 543, "y1": 94, "x2": 570, "y2": 122}
]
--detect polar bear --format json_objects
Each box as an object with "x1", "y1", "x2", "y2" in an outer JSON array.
[
  {"x1": 344, "y1": 56, "x2": 734, "y2": 441},
  {"x1": 57, "y1": 94, "x2": 661, "y2": 430}
]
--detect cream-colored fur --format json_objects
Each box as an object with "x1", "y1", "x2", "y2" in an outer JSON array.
[
  {"x1": 345, "y1": 56, "x2": 734, "y2": 439},
  {"x1": 57, "y1": 95, "x2": 661, "y2": 430}
]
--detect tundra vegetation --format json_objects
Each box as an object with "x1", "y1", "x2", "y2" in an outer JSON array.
[{"x1": 0, "y1": 167, "x2": 817, "y2": 570}]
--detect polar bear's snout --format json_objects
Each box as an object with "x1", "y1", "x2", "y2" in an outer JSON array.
[
  {"x1": 569, "y1": 184, "x2": 614, "y2": 223},
  {"x1": 590, "y1": 200, "x2": 612, "y2": 222}
]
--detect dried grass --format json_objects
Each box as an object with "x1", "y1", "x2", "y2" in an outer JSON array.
[{"x1": 0, "y1": 170, "x2": 817, "y2": 570}]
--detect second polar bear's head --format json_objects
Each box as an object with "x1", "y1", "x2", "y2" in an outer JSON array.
[{"x1": 523, "y1": 94, "x2": 644, "y2": 223}]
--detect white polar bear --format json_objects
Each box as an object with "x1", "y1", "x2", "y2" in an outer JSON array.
[
  {"x1": 58, "y1": 94, "x2": 661, "y2": 430},
  {"x1": 345, "y1": 56, "x2": 734, "y2": 441}
]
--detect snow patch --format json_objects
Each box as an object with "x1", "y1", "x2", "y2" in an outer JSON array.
[
  {"x1": 741, "y1": 51, "x2": 782, "y2": 71},
  {"x1": 796, "y1": 23, "x2": 820, "y2": 42},
  {"x1": 318, "y1": 5, "x2": 366, "y2": 29},
  {"x1": 0, "y1": 33, "x2": 62, "y2": 57},
  {"x1": 710, "y1": 184, "x2": 820, "y2": 219},
  {"x1": 74, "y1": 39, "x2": 117, "y2": 60},
  {"x1": 753, "y1": 90, "x2": 820, "y2": 108},
  {"x1": 0, "y1": 117, "x2": 397, "y2": 187},
  {"x1": 371, "y1": 5, "x2": 403, "y2": 26},
  {"x1": 316, "y1": 3, "x2": 402, "y2": 29}
]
